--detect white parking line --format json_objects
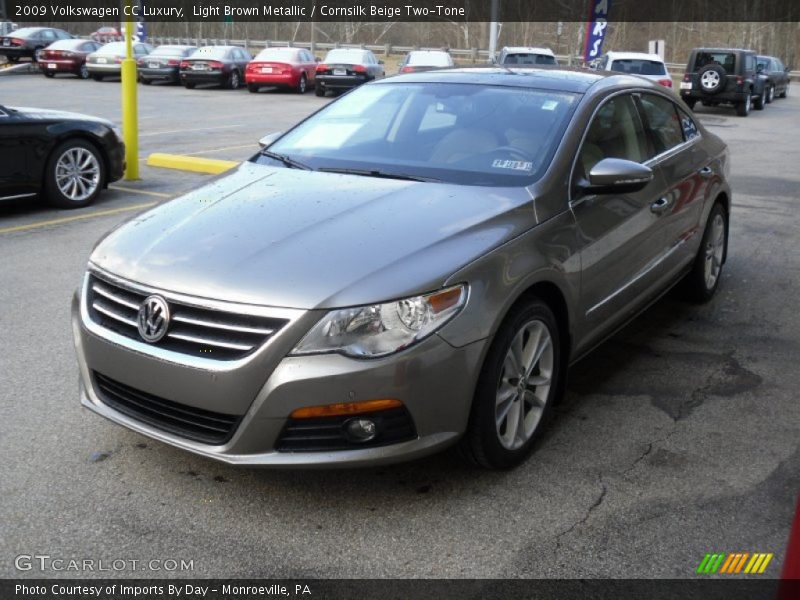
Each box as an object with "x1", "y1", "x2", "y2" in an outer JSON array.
[{"x1": 140, "y1": 124, "x2": 248, "y2": 137}]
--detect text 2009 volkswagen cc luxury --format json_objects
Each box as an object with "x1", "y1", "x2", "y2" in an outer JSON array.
[{"x1": 73, "y1": 68, "x2": 731, "y2": 469}]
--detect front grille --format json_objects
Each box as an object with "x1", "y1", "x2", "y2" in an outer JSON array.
[
  {"x1": 276, "y1": 407, "x2": 417, "y2": 452},
  {"x1": 86, "y1": 273, "x2": 288, "y2": 360},
  {"x1": 93, "y1": 372, "x2": 241, "y2": 445}
]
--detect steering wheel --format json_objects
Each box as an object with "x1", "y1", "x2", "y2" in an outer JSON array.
[{"x1": 488, "y1": 145, "x2": 535, "y2": 164}]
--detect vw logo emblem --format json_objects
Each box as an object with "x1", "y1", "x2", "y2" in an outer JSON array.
[{"x1": 137, "y1": 295, "x2": 170, "y2": 343}]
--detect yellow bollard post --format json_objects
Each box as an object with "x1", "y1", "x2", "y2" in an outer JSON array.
[{"x1": 121, "y1": 2, "x2": 139, "y2": 180}]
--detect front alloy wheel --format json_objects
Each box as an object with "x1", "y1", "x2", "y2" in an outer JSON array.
[
  {"x1": 459, "y1": 298, "x2": 561, "y2": 469},
  {"x1": 44, "y1": 140, "x2": 104, "y2": 208}
]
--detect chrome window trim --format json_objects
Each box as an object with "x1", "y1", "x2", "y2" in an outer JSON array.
[
  {"x1": 0, "y1": 192, "x2": 36, "y2": 200},
  {"x1": 82, "y1": 264, "x2": 306, "y2": 371}
]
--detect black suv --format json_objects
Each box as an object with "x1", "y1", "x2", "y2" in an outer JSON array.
[{"x1": 679, "y1": 48, "x2": 767, "y2": 116}]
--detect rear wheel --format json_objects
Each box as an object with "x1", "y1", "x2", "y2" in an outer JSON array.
[
  {"x1": 228, "y1": 70, "x2": 240, "y2": 89},
  {"x1": 91, "y1": 74, "x2": 104, "y2": 81},
  {"x1": 7, "y1": 56, "x2": 19, "y2": 63},
  {"x1": 297, "y1": 73, "x2": 307, "y2": 94},
  {"x1": 779, "y1": 84, "x2": 788, "y2": 99},
  {"x1": 458, "y1": 298, "x2": 561, "y2": 470},
  {"x1": 140, "y1": 77, "x2": 152, "y2": 85},
  {"x1": 44, "y1": 139, "x2": 105, "y2": 209},
  {"x1": 78, "y1": 64, "x2": 89, "y2": 79},
  {"x1": 43, "y1": 71, "x2": 55, "y2": 78},
  {"x1": 684, "y1": 98, "x2": 697, "y2": 110},
  {"x1": 736, "y1": 93, "x2": 751, "y2": 116},
  {"x1": 315, "y1": 84, "x2": 325, "y2": 97},
  {"x1": 766, "y1": 85, "x2": 775, "y2": 103},
  {"x1": 683, "y1": 203, "x2": 728, "y2": 303},
  {"x1": 184, "y1": 82, "x2": 195, "y2": 89},
  {"x1": 247, "y1": 83, "x2": 259, "y2": 93}
]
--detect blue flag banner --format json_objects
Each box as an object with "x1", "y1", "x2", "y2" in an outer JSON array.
[{"x1": 583, "y1": 0, "x2": 612, "y2": 62}]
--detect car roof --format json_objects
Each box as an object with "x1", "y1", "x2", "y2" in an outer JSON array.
[
  {"x1": 606, "y1": 51, "x2": 664, "y2": 62},
  {"x1": 692, "y1": 47, "x2": 756, "y2": 54},
  {"x1": 376, "y1": 66, "x2": 658, "y2": 94},
  {"x1": 502, "y1": 46, "x2": 555, "y2": 56}
]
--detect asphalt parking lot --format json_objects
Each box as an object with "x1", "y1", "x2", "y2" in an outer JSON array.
[{"x1": 1, "y1": 73, "x2": 799, "y2": 579}]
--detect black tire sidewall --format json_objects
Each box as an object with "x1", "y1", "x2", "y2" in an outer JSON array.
[
  {"x1": 44, "y1": 140, "x2": 105, "y2": 209},
  {"x1": 685, "y1": 203, "x2": 727, "y2": 302},
  {"x1": 465, "y1": 299, "x2": 562, "y2": 469}
]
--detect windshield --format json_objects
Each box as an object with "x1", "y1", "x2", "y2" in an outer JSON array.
[
  {"x1": 694, "y1": 52, "x2": 736, "y2": 74},
  {"x1": 190, "y1": 47, "x2": 231, "y2": 60},
  {"x1": 97, "y1": 42, "x2": 127, "y2": 54},
  {"x1": 48, "y1": 39, "x2": 85, "y2": 51},
  {"x1": 150, "y1": 46, "x2": 192, "y2": 57},
  {"x1": 609, "y1": 59, "x2": 667, "y2": 76},
  {"x1": 324, "y1": 49, "x2": 367, "y2": 64},
  {"x1": 407, "y1": 52, "x2": 452, "y2": 67},
  {"x1": 258, "y1": 82, "x2": 579, "y2": 187},
  {"x1": 255, "y1": 48, "x2": 300, "y2": 62},
  {"x1": 503, "y1": 53, "x2": 556, "y2": 66}
]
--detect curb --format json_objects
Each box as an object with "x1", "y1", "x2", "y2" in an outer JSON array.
[{"x1": 146, "y1": 153, "x2": 239, "y2": 175}]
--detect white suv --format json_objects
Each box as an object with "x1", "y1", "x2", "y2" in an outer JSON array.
[{"x1": 597, "y1": 51, "x2": 672, "y2": 88}]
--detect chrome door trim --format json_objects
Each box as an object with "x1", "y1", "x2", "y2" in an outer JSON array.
[{"x1": 0, "y1": 192, "x2": 36, "y2": 201}]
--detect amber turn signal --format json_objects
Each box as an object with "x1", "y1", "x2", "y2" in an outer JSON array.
[{"x1": 290, "y1": 399, "x2": 403, "y2": 419}]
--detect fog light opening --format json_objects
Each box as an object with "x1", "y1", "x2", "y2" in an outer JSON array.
[{"x1": 344, "y1": 418, "x2": 378, "y2": 443}]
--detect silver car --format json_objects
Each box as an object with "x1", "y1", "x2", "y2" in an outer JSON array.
[
  {"x1": 86, "y1": 41, "x2": 154, "y2": 80},
  {"x1": 73, "y1": 68, "x2": 731, "y2": 469}
]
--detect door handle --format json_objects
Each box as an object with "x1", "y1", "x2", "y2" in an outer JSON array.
[
  {"x1": 698, "y1": 166, "x2": 713, "y2": 178},
  {"x1": 650, "y1": 196, "x2": 671, "y2": 214}
]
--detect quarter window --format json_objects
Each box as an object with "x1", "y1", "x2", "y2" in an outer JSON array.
[
  {"x1": 578, "y1": 95, "x2": 647, "y2": 176},
  {"x1": 638, "y1": 94, "x2": 685, "y2": 156}
]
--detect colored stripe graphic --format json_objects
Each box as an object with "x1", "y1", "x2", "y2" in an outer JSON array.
[{"x1": 700, "y1": 552, "x2": 773, "y2": 574}]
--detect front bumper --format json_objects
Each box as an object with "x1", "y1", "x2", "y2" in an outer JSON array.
[{"x1": 72, "y1": 273, "x2": 484, "y2": 467}]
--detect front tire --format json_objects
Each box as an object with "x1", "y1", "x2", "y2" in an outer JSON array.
[
  {"x1": 683, "y1": 203, "x2": 728, "y2": 303},
  {"x1": 458, "y1": 298, "x2": 561, "y2": 470},
  {"x1": 44, "y1": 140, "x2": 105, "y2": 209}
]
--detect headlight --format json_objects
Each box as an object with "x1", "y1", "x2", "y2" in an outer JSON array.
[{"x1": 292, "y1": 284, "x2": 467, "y2": 358}]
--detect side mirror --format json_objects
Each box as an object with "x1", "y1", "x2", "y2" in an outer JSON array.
[
  {"x1": 258, "y1": 131, "x2": 283, "y2": 149},
  {"x1": 580, "y1": 158, "x2": 654, "y2": 195}
]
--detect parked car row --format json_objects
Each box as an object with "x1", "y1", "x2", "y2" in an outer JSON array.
[{"x1": 680, "y1": 47, "x2": 791, "y2": 116}]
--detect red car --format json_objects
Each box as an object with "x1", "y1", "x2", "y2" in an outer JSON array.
[
  {"x1": 90, "y1": 27, "x2": 121, "y2": 43},
  {"x1": 245, "y1": 47, "x2": 317, "y2": 94},
  {"x1": 39, "y1": 39, "x2": 103, "y2": 79}
]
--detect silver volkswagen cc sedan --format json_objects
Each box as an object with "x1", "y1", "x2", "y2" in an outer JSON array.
[{"x1": 73, "y1": 67, "x2": 731, "y2": 469}]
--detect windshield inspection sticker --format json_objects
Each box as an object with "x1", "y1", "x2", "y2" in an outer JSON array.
[
  {"x1": 542, "y1": 100, "x2": 559, "y2": 111},
  {"x1": 492, "y1": 159, "x2": 533, "y2": 171}
]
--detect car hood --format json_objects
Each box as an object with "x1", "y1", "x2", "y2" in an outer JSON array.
[
  {"x1": 9, "y1": 106, "x2": 113, "y2": 127},
  {"x1": 91, "y1": 162, "x2": 537, "y2": 310}
]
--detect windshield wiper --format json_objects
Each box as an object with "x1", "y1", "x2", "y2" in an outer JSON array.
[
  {"x1": 317, "y1": 167, "x2": 439, "y2": 183},
  {"x1": 260, "y1": 150, "x2": 311, "y2": 171}
]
